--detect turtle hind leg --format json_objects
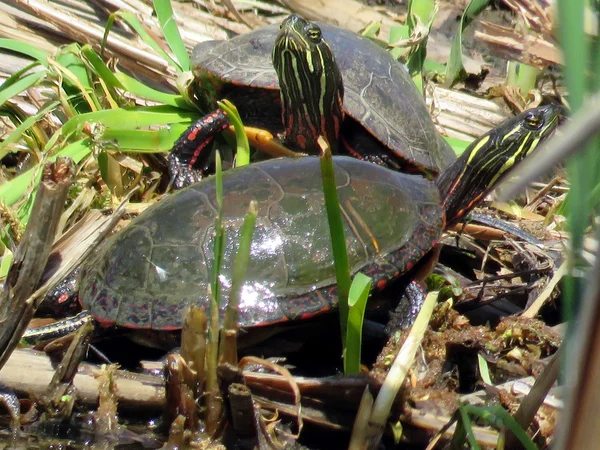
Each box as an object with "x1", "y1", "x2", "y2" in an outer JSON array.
[
  {"x1": 383, "y1": 281, "x2": 427, "y2": 334},
  {"x1": 168, "y1": 109, "x2": 230, "y2": 189}
]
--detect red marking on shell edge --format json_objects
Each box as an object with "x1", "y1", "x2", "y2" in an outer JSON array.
[
  {"x1": 93, "y1": 316, "x2": 117, "y2": 328},
  {"x1": 333, "y1": 114, "x2": 341, "y2": 138},
  {"x1": 298, "y1": 306, "x2": 331, "y2": 321},
  {"x1": 405, "y1": 262, "x2": 414, "y2": 271},
  {"x1": 94, "y1": 316, "x2": 182, "y2": 331},
  {"x1": 252, "y1": 316, "x2": 289, "y2": 327},
  {"x1": 58, "y1": 293, "x2": 70, "y2": 304},
  {"x1": 157, "y1": 325, "x2": 183, "y2": 331},
  {"x1": 376, "y1": 279, "x2": 387, "y2": 290},
  {"x1": 340, "y1": 135, "x2": 365, "y2": 160}
]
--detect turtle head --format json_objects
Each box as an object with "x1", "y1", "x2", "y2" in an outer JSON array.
[
  {"x1": 272, "y1": 14, "x2": 344, "y2": 154},
  {"x1": 436, "y1": 104, "x2": 563, "y2": 225}
]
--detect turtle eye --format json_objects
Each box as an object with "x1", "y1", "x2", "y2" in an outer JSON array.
[
  {"x1": 305, "y1": 24, "x2": 322, "y2": 43},
  {"x1": 525, "y1": 112, "x2": 543, "y2": 129}
]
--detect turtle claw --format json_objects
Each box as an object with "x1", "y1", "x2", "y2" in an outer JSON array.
[{"x1": 168, "y1": 156, "x2": 204, "y2": 190}]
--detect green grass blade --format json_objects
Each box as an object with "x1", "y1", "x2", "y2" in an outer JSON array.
[
  {"x1": 559, "y1": 0, "x2": 595, "y2": 326},
  {"x1": 0, "y1": 101, "x2": 60, "y2": 159},
  {"x1": 154, "y1": 0, "x2": 190, "y2": 71},
  {"x1": 453, "y1": 406, "x2": 478, "y2": 449},
  {"x1": 0, "y1": 72, "x2": 46, "y2": 107},
  {"x1": 0, "y1": 39, "x2": 49, "y2": 66},
  {"x1": 205, "y1": 152, "x2": 225, "y2": 427},
  {"x1": 559, "y1": 0, "x2": 586, "y2": 112},
  {"x1": 361, "y1": 22, "x2": 382, "y2": 39},
  {"x1": 212, "y1": 152, "x2": 225, "y2": 289},
  {"x1": 360, "y1": 291, "x2": 438, "y2": 447},
  {"x1": 224, "y1": 200, "x2": 257, "y2": 330},
  {"x1": 49, "y1": 51, "x2": 101, "y2": 113},
  {"x1": 406, "y1": 0, "x2": 436, "y2": 91},
  {"x1": 319, "y1": 141, "x2": 351, "y2": 351},
  {"x1": 210, "y1": 150, "x2": 225, "y2": 315},
  {"x1": 98, "y1": 126, "x2": 189, "y2": 152},
  {"x1": 80, "y1": 46, "x2": 189, "y2": 108},
  {"x1": 110, "y1": 11, "x2": 181, "y2": 72},
  {"x1": 209, "y1": 151, "x2": 225, "y2": 352},
  {"x1": 444, "y1": 136, "x2": 472, "y2": 156},
  {"x1": 477, "y1": 353, "x2": 493, "y2": 385},
  {"x1": 0, "y1": 247, "x2": 12, "y2": 280},
  {"x1": 0, "y1": 139, "x2": 91, "y2": 214},
  {"x1": 43, "y1": 105, "x2": 196, "y2": 152},
  {"x1": 506, "y1": 61, "x2": 540, "y2": 96},
  {"x1": 56, "y1": 45, "x2": 94, "y2": 92},
  {"x1": 387, "y1": 25, "x2": 410, "y2": 60},
  {"x1": 97, "y1": 150, "x2": 123, "y2": 196},
  {"x1": 463, "y1": 405, "x2": 538, "y2": 450},
  {"x1": 218, "y1": 100, "x2": 250, "y2": 167},
  {"x1": 445, "y1": 0, "x2": 491, "y2": 85},
  {"x1": 345, "y1": 273, "x2": 372, "y2": 374}
]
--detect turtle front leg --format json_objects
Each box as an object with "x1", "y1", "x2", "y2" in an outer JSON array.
[
  {"x1": 169, "y1": 109, "x2": 230, "y2": 189},
  {"x1": 169, "y1": 111, "x2": 304, "y2": 189}
]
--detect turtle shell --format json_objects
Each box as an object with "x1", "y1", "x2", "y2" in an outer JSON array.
[
  {"x1": 79, "y1": 156, "x2": 443, "y2": 330},
  {"x1": 192, "y1": 22, "x2": 455, "y2": 174}
]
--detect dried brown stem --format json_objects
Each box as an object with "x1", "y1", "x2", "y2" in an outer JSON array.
[
  {"x1": 165, "y1": 354, "x2": 198, "y2": 431},
  {"x1": 228, "y1": 383, "x2": 257, "y2": 441},
  {"x1": 0, "y1": 158, "x2": 74, "y2": 370},
  {"x1": 180, "y1": 306, "x2": 207, "y2": 394},
  {"x1": 40, "y1": 319, "x2": 95, "y2": 418}
]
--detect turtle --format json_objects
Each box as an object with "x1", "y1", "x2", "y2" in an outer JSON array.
[
  {"x1": 26, "y1": 103, "x2": 560, "y2": 338},
  {"x1": 168, "y1": 14, "x2": 456, "y2": 188}
]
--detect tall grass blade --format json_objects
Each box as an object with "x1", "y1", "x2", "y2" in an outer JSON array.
[
  {"x1": 223, "y1": 200, "x2": 257, "y2": 331},
  {"x1": 154, "y1": 0, "x2": 190, "y2": 71},
  {"x1": 559, "y1": 0, "x2": 597, "y2": 325},
  {"x1": 354, "y1": 291, "x2": 437, "y2": 448},
  {"x1": 506, "y1": 61, "x2": 539, "y2": 97},
  {"x1": 105, "y1": 10, "x2": 181, "y2": 71},
  {"x1": 345, "y1": 273, "x2": 372, "y2": 374},
  {"x1": 220, "y1": 201, "x2": 257, "y2": 364},
  {"x1": 318, "y1": 139, "x2": 351, "y2": 349}
]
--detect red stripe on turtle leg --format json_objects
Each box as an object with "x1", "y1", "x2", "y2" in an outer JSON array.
[{"x1": 168, "y1": 109, "x2": 231, "y2": 188}]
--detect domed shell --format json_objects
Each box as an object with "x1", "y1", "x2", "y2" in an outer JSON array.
[{"x1": 79, "y1": 157, "x2": 443, "y2": 329}]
